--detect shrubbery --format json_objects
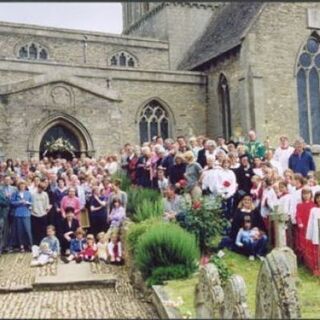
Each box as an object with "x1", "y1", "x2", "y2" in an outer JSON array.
[
  {"x1": 133, "y1": 199, "x2": 164, "y2": 222},
  {"x1": 135, "y1": 223, "x2": 200, "y2": 285},
  {"x1": 126, "y1": 218, "x2": 161, "y2": 254},
  {"x1": 210, "y1": 255, "x2": 232, "y2": 285}
]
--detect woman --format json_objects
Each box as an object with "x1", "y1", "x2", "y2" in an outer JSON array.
[
  {"x1": 183, "y1": 151, "x2": 202, "y2": 200},
  {"x1": 9, "y1": 180, "x2": 33, "y2": 252},
  {"x1": 53, "y1": 177, "x2": 67, "y2": 228},
  {"x1": 89, "y1": 186, "x2": 107, "y2": 236},
  {"x1": 60, "y1": 187, "x2": 81, "y2": 221},
  {"x1": 230, "y1": 194, "x2": 267, "y2": 257},
  {"x1": 169, "y1": 154, "x2": 186, "y2": 186},
  {"x1": 215, "y1": 158, "x2": 238, "y2": 220}
]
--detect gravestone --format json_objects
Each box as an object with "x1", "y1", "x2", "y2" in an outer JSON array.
[{"x1": 255, "y1": 248, "x2": 301, "y2": 319}]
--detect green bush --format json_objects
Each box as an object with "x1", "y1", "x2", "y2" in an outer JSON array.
[
  {"x1": 146, "y1": 265, "x2": 192, "y2": 286},
  {"x1": 127, "y1": 186, "x2": 161, "y2": 215},
  {"x1": 135, "y1": 223, "x2": 200, "y2": 285},
  {"x1": 178, "y1": 196, "x2": 228, "y2": 253},
  {"x1": 111, "y1": 171, "x2": 132, "y2": 192},
  {"x1": 126, "y1": 218, "x2": 161, "y2": 254},
  {"x1": 133, "y1": 198, "x2": 164, "y2": 223}
]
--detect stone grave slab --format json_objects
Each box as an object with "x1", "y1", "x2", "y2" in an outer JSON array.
[{"x1": 33, "y1": 261, "x2": 116, "y2": 290}]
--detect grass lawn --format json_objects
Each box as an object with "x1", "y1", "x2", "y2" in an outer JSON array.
[{"x1": 164, "y1": 249, "x2": 320, "y2": 318}]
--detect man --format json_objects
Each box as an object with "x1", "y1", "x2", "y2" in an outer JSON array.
[
  {"x1": 163, "y1": 186, "x2": 182, "y2": 221},
  {"x1": 197, "y1": 139, "x2": 217, "y2": 168},
  {"x1": 289, "y1": 138, "x2": 316, "y2": 177},
  {"x1": 273, "y1": 135, "x2": 294, "y2": 172},
  {"x1": 32, "y1": 182, "x2": 51, "y2": 245},
  {"x1": 0, "y1": 188, "x2": 10, "y2": 255},
  {"x1": 176, "y1": 136, "x2": 189, "y2": 153},
  {"x1": 0, "y1": 176, "x2": 17, "y2": 251},
  {"x1": 216, "y1": 136, "x2": 229, "y2": 154},
  {"x1": 245, "y1": 130, "x2": 266, "y2": 160}
]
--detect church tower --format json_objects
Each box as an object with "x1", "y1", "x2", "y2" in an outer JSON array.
[{"x1": 122, "y1": 2, "x2": 224, "y2": 69}]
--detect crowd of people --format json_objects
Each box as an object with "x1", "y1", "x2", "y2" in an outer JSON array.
[{"x1": 0, "y1": 129, "x2": 319, "y2": 266}]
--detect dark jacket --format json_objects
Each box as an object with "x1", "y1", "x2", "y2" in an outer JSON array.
[
  {"x1": 59, "y1": 218, "x2": 80, "y2": 238},
  {"x1": 289, "y1": 150, "x2": 316, "y2": 177},
  {"x1": 197, "y1": 148, "x2": 207, "y2": 168},
  {"x1": 0, "y1": 190, "x2": 10, "y2": 219},
  {"x1": 235, "y1": 165, "x2": 254, "y2": 194},
  {"x1": 169, "y1": 163, "x2": 186, "y2": 185}
]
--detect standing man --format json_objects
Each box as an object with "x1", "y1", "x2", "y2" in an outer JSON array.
[
  {"x1": 273, "y1": 135, "x2": 294, "y2": 172},
  {"x1": 31, "y1": 183, "x2": 51, "y2": 245},
  {"x1": 289, "y1": 138, "x2": 316, "y2": 177},
  {"x1": 245, "y1": 130, "x2": 266, "y2": 160},
  {"x1": 0, "y1": 176, "x2": 17, "y2": 251}
]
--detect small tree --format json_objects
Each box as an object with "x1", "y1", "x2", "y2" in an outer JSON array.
[{"x1": 178, "y1": 195, "x2": 228, "y2": 253}]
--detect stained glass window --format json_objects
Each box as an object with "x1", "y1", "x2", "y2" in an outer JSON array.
[
  {"x1": 297, "y1": 34, "x2": 320, "y2": 144},
  {"x1": 139, "y1": 100, "x2": 171, "y2": 144},
  {"x1": 218, "y1": 74, "x2": 232, "y2": 139}
]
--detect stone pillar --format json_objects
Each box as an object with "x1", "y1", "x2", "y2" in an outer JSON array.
[
  {"x1": 238, "y1": 74, "x2": 252, "y2": 133},
  {"x1": 270, "y1": 205, "x2": 288, "y2": 248}
]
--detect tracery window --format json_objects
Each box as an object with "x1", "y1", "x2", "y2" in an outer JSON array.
[
  {"x1": 109, "y1": 51, "x2": 137, "y2": 67},
  {"x1": 18, "y1": 43, "x2": 48, "y2": 60},
  {"x1": 297, "y1": 34, "x2": 320, "y2": 144},
  {"x1": 218, "y1": 74, "x2": 232, "y2": 139},
  {"x1": 139, "y1": 100, "x2": 170, "y2": 144}
]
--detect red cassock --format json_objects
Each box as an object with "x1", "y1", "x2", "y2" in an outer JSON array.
[{"x1": 295, "y1": 201, "x2": 315, "y2": 258}]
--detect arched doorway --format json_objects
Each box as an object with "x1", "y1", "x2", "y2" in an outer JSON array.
[
  {"x1": 40, "y1": 125, "x2": 81, "y2": 160},
  {"x1": 27, "y1": 113, "x2": 95, "y2": 160}
]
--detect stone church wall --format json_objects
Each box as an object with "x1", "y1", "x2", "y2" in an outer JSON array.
[
  {"x1": 245, "y1": 2, "x2": 320, "y2": 147},
  {"x1": 0, "y1": 22, "x2": 170, "y2": 70}
]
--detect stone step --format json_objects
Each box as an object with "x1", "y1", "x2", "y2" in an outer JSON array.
[{"x1": 33, "y1": 261, "x2": 117, "y2": 290}]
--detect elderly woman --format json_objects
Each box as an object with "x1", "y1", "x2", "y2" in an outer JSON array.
[
  {"x1": 184, "y1": 151, "x2": 203, "y2": 199},
  {"x1": 9, "y1": 180, "x2": 33, "y2": 252},
  {"x1": 136, "y1": 146, "x2": 153, "y2": 188},
  {"x1": 60, "y1": 187, "x2": 81, "y2": 220}
]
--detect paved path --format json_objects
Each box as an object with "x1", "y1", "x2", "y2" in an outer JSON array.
[{"x1": 0, "y1": 253, "x2": 158, "y2": 319}]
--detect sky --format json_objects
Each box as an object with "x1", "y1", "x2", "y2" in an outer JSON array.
[{"x1": 0, "y1": 2, "x2": 123, "y2": 34}]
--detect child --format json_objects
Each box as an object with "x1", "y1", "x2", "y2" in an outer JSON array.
[
  {"x1": 296, "y1": 188, "x2": 314, "y2": 259},
  {"x1": 31, "y1": 225, "x2": 60, "y2": 266},
  {"x1": 79, "y1": 234, "x2": 97, "y2": 262},
  {"x1": 108, "y1": 233, "x2": 123, "y2": 264},
  {"x1": 96, "y1": 232, "x2": 108, "y2": 262},
  {"x1": 106, "y1": 198, "x2": 126, "y2": 241},
  {"x1": 250, "y1": 175, "x2": 263, "y2": 208},
  {"x1": 62, "y1": 227, "x2": 86, "y2": 263},
  {"x1": 157, "y1": 166, "x2": 169, "y2": 196},
  {"x1": 235, "y1": 219, "x2": 266, "y2": 261}
]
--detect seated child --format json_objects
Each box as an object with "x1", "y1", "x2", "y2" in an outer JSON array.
[
  {"x1": 62, "y1": 227, "x2": 86, "y2": 263},
  {"x1": 96, "y1": 232, "x2": 108, "y2": 262},
  {"x1": 235, "y1": 219, "x2": 267, "y2": 261},
  {"x1": 107, "y1": 233, "x2": 123, "y2": 264},
  {"x1": 31, "y1": 225, "x2": 60, "y2": 266},
  {"x1": 79, "y1": 234, "x2": 97, "y2": 262},
  {"x1": 106, "y1": 198, "x2": 126, "y2": 241}
]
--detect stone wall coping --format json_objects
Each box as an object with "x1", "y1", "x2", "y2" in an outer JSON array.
[
  {"x1": 0, "y1": 60, "x2": 207, "y2": 85},
  {"x1": 0, "y1": 20, "x2": 169, "y2": 50},
  {"x1": 151, "y1": 285, "x2": 183, "y2": 319}
]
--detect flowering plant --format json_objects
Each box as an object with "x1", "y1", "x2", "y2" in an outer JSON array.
[
  {"x1": 43, "y1": 138, "x2": 76, "y2": 157},
  {"x1": 178, "y1": 196, "x2": 228, "y2": 253}
]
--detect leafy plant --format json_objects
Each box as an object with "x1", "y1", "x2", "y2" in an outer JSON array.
[
  {"x1": 133, "y1": 198, "x2": 164, "y2": 223},
  {"x1": 146, "y1": 265, "x2": 192, "y2": 286},
  {"x1": 111, "y1": 171, "x2": 132, "y2": 192},
  {"x1": 127, "y1": 186, "x2": 161, "y2": 215},
  {"x1": 135, "y1": 223, "x2": 199, "y2": 285},
  {"x1": 178, "y1": 196, "x2": 228, "y2": 253},
  {"x1": 210, "y1": 255, "x2": 232, "y2": 285},
  {"x1": 126, "y1": 218, "x2": 161, "y2": 254}
]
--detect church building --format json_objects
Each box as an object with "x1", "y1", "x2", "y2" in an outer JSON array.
[{"x1": 0, "y1": 2, "x2": 320, "y2": 159}]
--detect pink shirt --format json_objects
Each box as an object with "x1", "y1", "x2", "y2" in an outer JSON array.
[{"x1": 60, "y1": 195, "x2": 81, "y2": 219}]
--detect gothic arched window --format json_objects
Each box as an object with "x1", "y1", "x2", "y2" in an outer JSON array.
[
  {"x1": 218, "y1": 74, "x2": 232, "y2": 139},
  {"x1": 18, "y1": 43, "x2": 48, "y2": 61},
  {"x1": 109, "y1": 51, "x2": 137, "y2": 68},
  {"x1": 297, "y1": 34, "x2": 320, "y2": 144},
  {"x1": 139, "y1": 100, "x2": 170, "y2": 144}
]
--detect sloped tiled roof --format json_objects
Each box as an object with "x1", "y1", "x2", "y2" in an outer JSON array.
[{"x1": 178, "y1": 2, "x2": 265, "y2": 70}]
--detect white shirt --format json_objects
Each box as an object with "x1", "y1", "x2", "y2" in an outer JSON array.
[
  {"x1": 306, "y1": 207, "x2": 320, "y2": 245},
  {"x1": 214, "y1": 168, "x2": 237, "y2": 199},
  {"x1": 260, "y1": 187, "x2": 278, "y2": 218},
  {"x1": 273, "y1": 146, "x2": 294, "y2": 172}
]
